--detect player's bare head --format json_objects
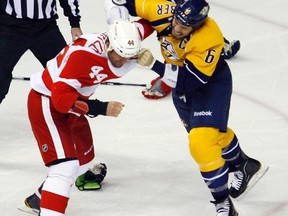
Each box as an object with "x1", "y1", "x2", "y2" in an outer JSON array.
[
  {"x1": 107, "y1": 20, "x2": 141, "y2": 59},
  {"x1": 172, "y1": 0, "x2": 209, "y2": 39}
]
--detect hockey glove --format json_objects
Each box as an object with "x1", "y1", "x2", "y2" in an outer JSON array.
[
  {"x1": 222, "y1": 38, "x2": 241, "y2": 59},
  {"x1": 75, "y1": 163, "x2": 107, "y2": 191},
  {"x1": 141, "y1": 76, "x2": 172, "y2": 99}
]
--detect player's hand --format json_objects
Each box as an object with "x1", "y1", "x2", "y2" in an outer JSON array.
[
  {"x1": 142, "y1": 77, "x2": 172, "y2": 99},
  {"x1": 71, "y1": 27, "x2": 83, "y2": 41},
  {"x1": 106, "y1": 101, "x2": 125, "y2": 117},
  {"x1": 137, "y1": 48, "x2": 155, "y2": 67}
]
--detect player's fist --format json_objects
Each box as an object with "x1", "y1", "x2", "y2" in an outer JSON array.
[
  {"x1": 137, "y1": 48, "x2": 155, "y2": 67},
  {"x1": 106, "y1": 101, "x2": 125, "y2": 117},
  {"x1": 141, "y1": 77, "x2": 172, "y2": 99}
]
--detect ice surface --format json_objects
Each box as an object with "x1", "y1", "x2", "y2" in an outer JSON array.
[{"x1": 1, "y1": 0, "x2": 288, "y2": 215}]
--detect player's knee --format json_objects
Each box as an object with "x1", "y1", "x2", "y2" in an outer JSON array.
[
  {"x1": 48, "y1": 160, "x2": 80, "y2": 184},
  {"x1": 188, "y1": 127, "x2": 225, "y2": 172},
  {"x1": 188, "y1": 127, "x2": 217, "y2": 158},
  {"x1": 218, "y1": 127, "x2": 235, "y2": 149}
]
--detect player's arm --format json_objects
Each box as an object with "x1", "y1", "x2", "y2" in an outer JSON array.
[
  {"x1": 150, "y1": 59, "x2": 212, "y2": 92},
  {"x1": 105, "y1": 0, "x2": 137, "y2": 16},
  {"x1": 137, "y1": 49, "x2": 221, "y2": 93},
  {"x1": 135, "y1": 19, "x2": 155, "y2": 40},
  {"x1": 51, "y1": 81, "x2": 110, "y2": 117},
  {"x1": 105, "y1": 0, "x2": 135, "y2": 24},
  {"x1": 59, "y1": 0, "x2": 82, "y2": 39},
  {"x1": 59, "y1": 0, "x2": 81, "y2": 28},
  {"x1": 51, "y1": 82, "x2": 79, "y2": 113}
]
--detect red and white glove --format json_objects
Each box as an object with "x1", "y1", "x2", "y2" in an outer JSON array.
[{"x1": 141, "y1": 76, "x2": 172, "y2": 99}]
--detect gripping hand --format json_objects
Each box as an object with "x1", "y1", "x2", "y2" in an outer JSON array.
[
  {"x1": 137, "y1": 48, "x2": 155, "y2": 67},
  {"x1": 141, "y1": 76, "x2": 172, "y2": 99}
]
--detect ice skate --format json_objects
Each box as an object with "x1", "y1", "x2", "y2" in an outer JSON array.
[
  {"x1": 212, "y1": 197, "x2": 238, "y2": 216},
  {"x1": 17, "y1": 193, "x2": 40, "y2": 215},
  {"x1": 230, "y1": 157, "x2": 268, "y2": 199}
]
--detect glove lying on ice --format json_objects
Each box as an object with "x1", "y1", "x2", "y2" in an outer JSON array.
[
  {"x1": 222, "y1": 38, "x2": 241, "y2": 59},
  {"x1": 142, "y1": 76, "x2": 172, "y2": 99},
  {"x1": 75, "y1": 163, "x2": 107, "y2": 191}
]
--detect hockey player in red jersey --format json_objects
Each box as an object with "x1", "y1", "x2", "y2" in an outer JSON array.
[{"x1": 22, "y1": 20, "x2": 143, "y2": 216}]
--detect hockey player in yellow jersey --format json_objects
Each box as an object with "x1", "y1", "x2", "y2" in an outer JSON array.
[
  {"x1": 105, "y1": 0, "x2": 266, "y2": 215},
  {"x1": 106, "y1": 0, "x2": 240, "y2": 99}
]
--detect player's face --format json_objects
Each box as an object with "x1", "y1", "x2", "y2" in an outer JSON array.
[
  {"x1": 171, "y1": 18, "x2": 193, "y2": 40},
  {"x1": 108, "y1": 50, "x2": 131, "y2": 68}
]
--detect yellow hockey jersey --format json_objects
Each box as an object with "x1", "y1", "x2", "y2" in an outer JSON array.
[{"x1": 130, "y1": 0, "x2": 224, "y2": 77}]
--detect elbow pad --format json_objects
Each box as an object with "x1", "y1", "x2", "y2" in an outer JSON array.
[{"x1": 105, "y1": 0, "x2": 129, "y2": 24}]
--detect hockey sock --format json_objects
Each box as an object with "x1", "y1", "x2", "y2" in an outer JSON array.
[
  {"x1": 201, "y1": 163, "x2": 230, "y2": 201},
  {"x1": 222, "y1": 134, "x2": 245, "y2": 170}
]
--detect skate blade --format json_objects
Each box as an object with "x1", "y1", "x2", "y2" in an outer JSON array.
[
  {"x1": 235, "y1": 164, "x2": 269, "y2": 201},
  {"x1": 17, "y1": 204, "x2": 39, "y2": 215}
]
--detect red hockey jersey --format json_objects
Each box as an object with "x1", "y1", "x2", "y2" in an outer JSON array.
[{"x1": 30, "y1": 32, "x2": 138, "y2": 113}]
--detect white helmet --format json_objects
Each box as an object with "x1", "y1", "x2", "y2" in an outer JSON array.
[{"x1": 108, "y1": 20, "x2": 141, "y2": 58}]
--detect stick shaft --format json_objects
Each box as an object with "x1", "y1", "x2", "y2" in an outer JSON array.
[{"x1": 12, "y1": 77, "x2": 146, "y2": 87}]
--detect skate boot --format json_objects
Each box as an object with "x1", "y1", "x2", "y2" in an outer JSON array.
[
  {"x1": 212, "y1": 197, "x2": 238, "y2": 216},
  {"x1": 24, "y1": 193, "x2": 40, "y2": 214},
  {"x1": 229, "y1": 157, "x2": 261, "y2": 198}
]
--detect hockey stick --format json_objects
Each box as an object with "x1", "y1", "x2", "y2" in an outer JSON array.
[
  {"x1": 13, "y1": 76, "x2": 30, "y2": 81},
  {"x1": 101, "y1": 81, "x2": 146, "y2": 87},
  {"x1": 12, "y1": 76, "x2": 147, "y2": 87}
]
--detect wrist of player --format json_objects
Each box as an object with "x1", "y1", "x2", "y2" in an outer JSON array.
[
  {"x1": 70, "y1": 99, "x2": 108, "y2": 118},
  {"x1": 85, "y1": 99, "x2": 108, "y2": 118},
  {"x1": 148, "y1": 58, "x2": 157, "y2": 69},
  {"x1": 151, "y1": 61, "x2": 179, "y2": 88}
]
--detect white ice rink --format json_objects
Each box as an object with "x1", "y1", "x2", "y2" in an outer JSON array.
[{"x1": 0, "y1": 0, "x2": 288, "y2": 215}]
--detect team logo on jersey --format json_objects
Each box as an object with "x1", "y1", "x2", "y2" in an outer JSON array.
[
  {"x1": 42, "y1": 144, "x2": 48, "y2": 152},
  {"x1": 161, "y1": 37, "x2": 180, "y2": 61}
]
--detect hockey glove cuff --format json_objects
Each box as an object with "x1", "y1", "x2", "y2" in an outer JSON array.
[{"x1": 141, "y1": 76, "x2": 172, "y2": 99}]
